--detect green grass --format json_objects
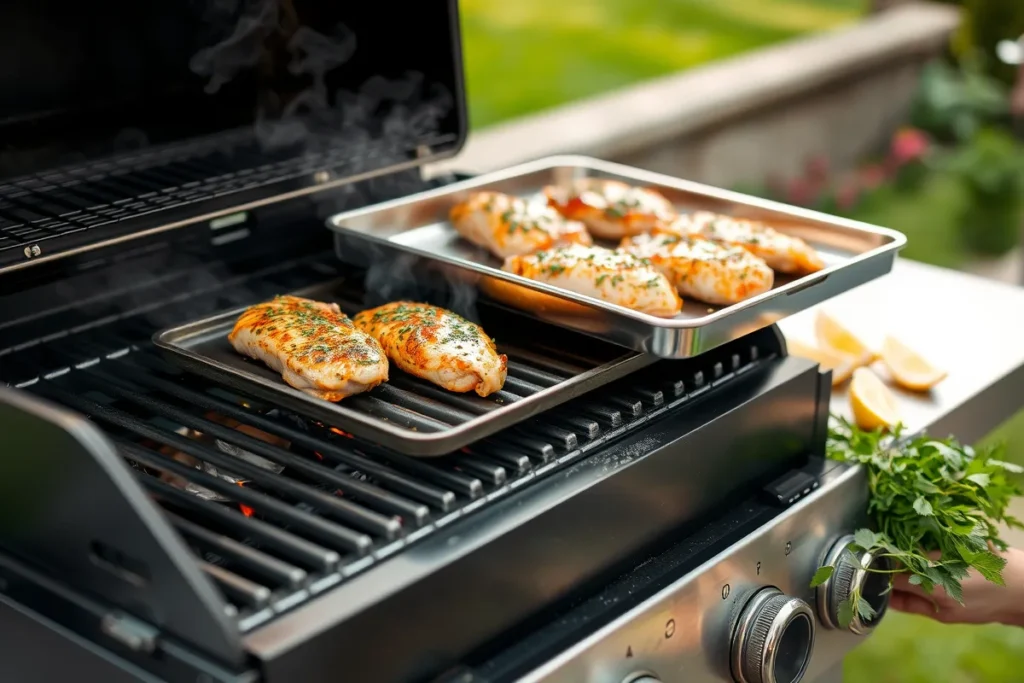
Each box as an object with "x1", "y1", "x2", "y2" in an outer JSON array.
[
  {"x1": 460, "y1": 0, "x2": 869, "y2": 128},
  {"x1": 846, "y1": 612, "x2": 1024, "y2": 683}
]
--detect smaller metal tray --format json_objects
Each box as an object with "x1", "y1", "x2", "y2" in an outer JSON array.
[
  {"x1": 327, "y1": 155, "x2": 906, "y2": 358},
  {"x1": 152, "y1": 280, "x2": 653, "y2": 457}
]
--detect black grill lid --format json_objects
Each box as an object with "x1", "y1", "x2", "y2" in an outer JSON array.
[{"x1": 0, "y1": 0, "x2": 467, "y2": 269}]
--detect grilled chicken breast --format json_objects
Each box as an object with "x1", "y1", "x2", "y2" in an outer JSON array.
[
  {"x1": 544, "y1": 178, "x2": 676, "y2": 240},
  {"x1": 659, "y1": 211, "x2": 825, "y2": 275},
  {"x1": 228, "y1": 295, "x2": 389, "y2": 402},
  {"x1": 449, "y1": 191, "x2": 592, "y2": 259},
  {"x1": 618, "y1": 232, "x2": 774, "y2": 306},
  {"x1": 501, "y1": 244, "x2": 682, "y2": 317},
  {"x1": 352, "y1": 302, "x2": 507, "y2": 397}
]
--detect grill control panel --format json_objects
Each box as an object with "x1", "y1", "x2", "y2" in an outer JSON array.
[
  {"x1": 815, "y1": 535, "x2": 892, "y2": 635},
  {"x1": 517, "y1": 465, "x2": 876, "y2": 683}
]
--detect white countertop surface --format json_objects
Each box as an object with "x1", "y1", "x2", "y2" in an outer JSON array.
[{"x1": 778, "y1": 258, "x2": 1024, "y2": 443}]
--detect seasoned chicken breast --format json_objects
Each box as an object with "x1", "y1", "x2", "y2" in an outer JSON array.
[
  {"x1": 659, "y1": 211, "x2": 826, "y2": 275},
  {"x1": 501, "y1": 244, "x2": 682, "y2": 317},
  {"x1": 618, "y1": 232, "x2": 774, "y2": 306},
  {"x1": 544, "y1": 178, "x2": 676, "y2": 240},
  {"x1": 352, "y1": 302, "x2": 507, "y2": 397},
  {"x1": 449, "y1": 191, "x2": 592, "y2": 259},
  {"x1": 228, "y1": 295, "x2": 389, "y2": 402}
]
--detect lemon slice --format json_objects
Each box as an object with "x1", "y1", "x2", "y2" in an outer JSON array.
[
  {"x1": 815, "y1": 311, "x2": 876, "y2": 360},
  {"x1": 786, "y1": 339, "x2": 856, "y2": 386},
  {"x1": 849, "y1": 367, "x2": 901, "y2": 431},
  {"x1": 880, "y1": 336, "x2": 947, "y2": 392}
]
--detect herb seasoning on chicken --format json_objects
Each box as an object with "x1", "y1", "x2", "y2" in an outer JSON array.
[
  {"x1": 449, "y1": 191, "x2": 592, "y2": 259},
  {"x1": 659, "y1": 211, "x2": 825, "y2": 275},
  {"x1": 544, "y1": 178, "x2": 676, "y2": 240},
  {"x1": 353, "y1": 302, "x2": 508, "y2": 397},
  {"x1": 501, "y1": 244, "x2": 683, "y2": 317},
  {"x1": 228, "y1": 295, "x2": 389, "y2": 402},
  {"x1": 618, "y1": 232, "x2": 774, "y2": 305}
]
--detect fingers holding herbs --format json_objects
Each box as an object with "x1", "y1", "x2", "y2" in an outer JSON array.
[
  {"x1": 821, "y1": 419, "x2": 1024, "y2": 628},
  {"x1": 890, "y1": 548, "x2": 1024, "y2": 627}
]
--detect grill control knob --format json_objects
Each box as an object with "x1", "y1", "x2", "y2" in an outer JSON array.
[
  {"x1": 817, "y1": 534, "x2": 892, "y2": 634},
  {"x1": 731, "y1": 587, "x2": 815, "y2": 683}
]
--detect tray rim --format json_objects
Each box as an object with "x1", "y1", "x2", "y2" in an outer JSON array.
[
  {"x1": 151, "y1": 291, "x2": 657, "y2": 457},
  {"x1": 326, "y1": 154, "x2": 908, "y2": 330}
]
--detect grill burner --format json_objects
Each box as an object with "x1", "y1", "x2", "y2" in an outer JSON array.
[{"x1": 2, "y1": 253, "x2": 777, "y2": 635}]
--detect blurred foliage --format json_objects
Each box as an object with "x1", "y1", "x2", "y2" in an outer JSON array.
[
  {"x1": 953, "y1": 0, "x2": 1024, "y2": 86},
  {"x1": 459, "y1": 0, "x2": 868, "y2": 128},
  {"x1": 910, "y1": 56, "x2": 1009, "y2": 143},
  {"x1": 940, "y1": 127, "x2": 1024, "y2": 254}
]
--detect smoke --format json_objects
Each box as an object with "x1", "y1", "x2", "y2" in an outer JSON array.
[
  {"x1": 336, "y1": 235, "x2": 480, "y2": 323},
  {"x1": 188, "y1": 0, "x2": 453, "y2": 162},
  {"x1": 189, "y1": 0, "x2": 280, "y2": 96}
]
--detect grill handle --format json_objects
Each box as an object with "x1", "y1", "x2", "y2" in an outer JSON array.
[{"x1": 0, "y1": 386, "x2": 245, "y2": 668}]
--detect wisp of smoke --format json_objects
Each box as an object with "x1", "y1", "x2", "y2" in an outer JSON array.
[{"x1": 339, "y1": 236, "x2": 479, "y2": 323}]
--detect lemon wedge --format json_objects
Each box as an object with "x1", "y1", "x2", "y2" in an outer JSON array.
[
  {"x1": 786, "y1": 339, "x2": 856, "y2": 386},
  {"x1": 880, "y1": 336, "x2": 947, "y2": 392},
  {"x1": 815, "y1": 310, "x2": 876, "y2": 361},
  {"x1": 849, "y1": 367, "x2": 901, "y2": 431}
]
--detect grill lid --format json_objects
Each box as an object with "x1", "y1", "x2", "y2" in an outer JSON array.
[{"x1": 0, "y1": 0, "x2": 467, "y2": 270}]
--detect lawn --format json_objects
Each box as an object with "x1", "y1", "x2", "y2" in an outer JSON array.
[{"x1": 459, "y1": 0, "x2": 869, "y2": 128}]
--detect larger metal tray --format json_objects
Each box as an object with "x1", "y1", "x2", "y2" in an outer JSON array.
[
  {"x1": 152, "y1": 279, "x2": 654, "y2": 457},
  {"x1": 327, "y1": 155, "x2": 906, "y2": 358}
]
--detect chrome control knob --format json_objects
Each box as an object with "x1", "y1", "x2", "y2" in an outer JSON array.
[
  {"x1": 731, "y1": 587, "x2": 815, "y2": 683},
  {"x1": 817, "y1": 534, "x2": 892, "y2": 634},
  {"x1": 623, "y1": 676, "x2": 662, "y2": 683}
]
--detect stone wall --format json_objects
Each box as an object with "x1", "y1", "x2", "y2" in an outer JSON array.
[{"x1": 427, "y1": 2, "x2": 960, "y2": 190}]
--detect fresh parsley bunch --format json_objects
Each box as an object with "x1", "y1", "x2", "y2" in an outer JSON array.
[{"x1": 814, "y1": 416, "x2": 1023, "y2": 627}]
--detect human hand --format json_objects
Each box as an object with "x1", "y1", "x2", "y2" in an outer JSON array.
[{"x1": 889, "y1": 548, "x2": 1024, "y2": 627}]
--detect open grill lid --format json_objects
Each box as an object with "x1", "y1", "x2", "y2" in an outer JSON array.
[{"x1": 0, "y1": 0, "x2": 467, "y2": 272}]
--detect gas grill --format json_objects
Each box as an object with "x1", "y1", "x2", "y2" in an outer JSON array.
[{"x1": 6, "y1": 3, "x2": 1023, "y2": 683}]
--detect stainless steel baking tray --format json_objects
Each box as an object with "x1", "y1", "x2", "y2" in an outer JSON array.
[
  {"x1": 327, "y1": 155, "x2": 906, "y2": 358},
  {"x1": 152, "y1": 279, "x2": 653, "y2": 457}
]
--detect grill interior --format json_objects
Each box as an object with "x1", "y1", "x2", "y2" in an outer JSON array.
[
  {"x1": 0, "y1": 131, "x2": 455, "y2": 267},
  {"x1": 0, "y1": 253, "x2": 773, "y2": 633}
]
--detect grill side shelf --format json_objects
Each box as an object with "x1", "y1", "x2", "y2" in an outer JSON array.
[{"x1": 0, "y1": 385, "x2": 245, "y2": 668}]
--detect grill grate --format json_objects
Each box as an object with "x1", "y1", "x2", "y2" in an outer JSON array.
[
  {"x1": 0, "y1": 132, "x2": 456, "y2": 266},
  {"x1": 153, "y1": 275, "x2": 652, "y2": 454},
  {"x1": 2, "y1": 254, "x2": 772, "y2": 631}
]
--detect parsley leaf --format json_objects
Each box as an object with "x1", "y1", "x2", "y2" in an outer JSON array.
[
  {"x1": 817, "y1": 416, "x2": 1023, "y2": 607},
  {"x1": 810, "y1": 565, "x2": 835, "y2": 588}
]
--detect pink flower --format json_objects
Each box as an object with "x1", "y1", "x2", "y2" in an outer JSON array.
[
  {"x1": 858, "y1": 164, "x2": 888, "y2": 190},
  {"x1": 805, "y1": 155, "x2": 830, "y2": 181},
  {"x1": 836, "y1": 178, "x2": 861, "y2": 210},
  {"x1": 890, "y1": 127, "x2": 930, "y2": 165},
  {"x1": 786, "y1": 178, "x2": 816, "y2": 206}
]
